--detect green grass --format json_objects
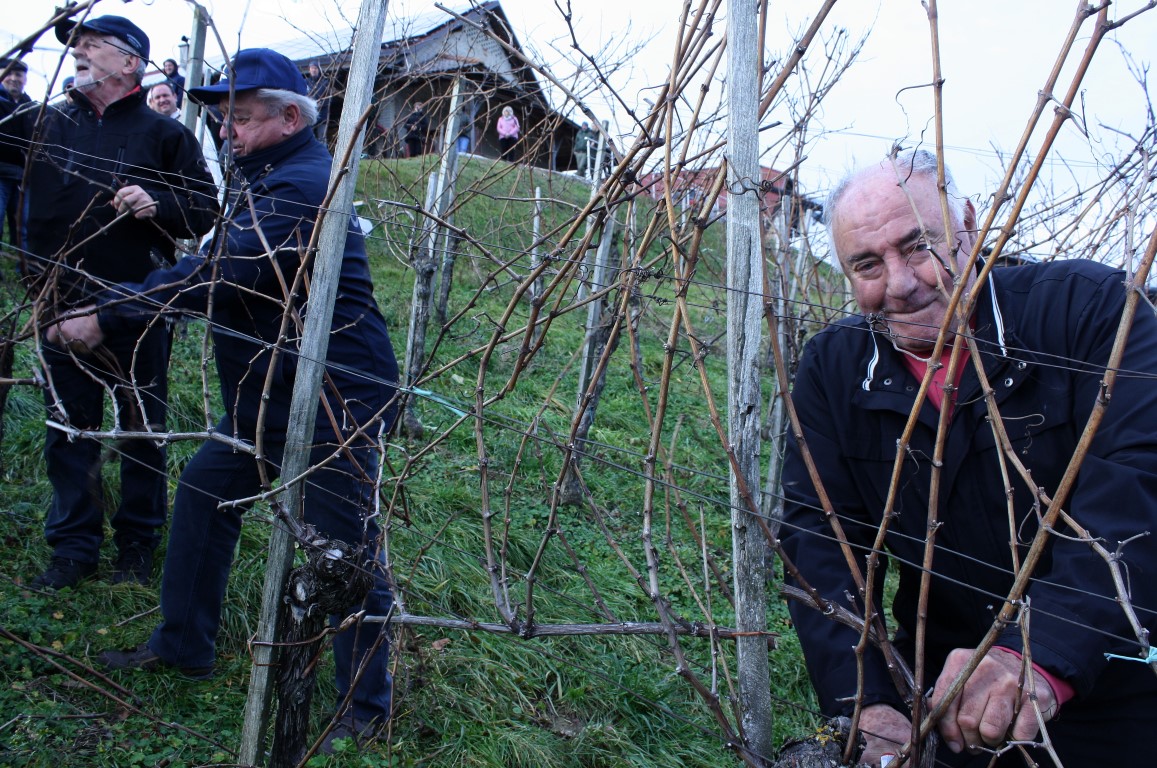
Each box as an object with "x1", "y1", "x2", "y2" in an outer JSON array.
[{"x1": 0, "y1": 155, "x2": 820, "y2": 767}]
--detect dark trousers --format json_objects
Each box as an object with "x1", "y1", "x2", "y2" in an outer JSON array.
[
  {"x1": 42, "y1": 324, "x2": 170, "y2": 563},
  {"x1": 148, "y1": 423, "x2": 393, "y2": 722},
  {"x1": 499, "y1": 136, "x2": 518, "y2": 161}
]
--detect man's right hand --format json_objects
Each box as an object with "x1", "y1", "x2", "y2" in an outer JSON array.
[
  {"x1": 858, "y1": 704, "x2": 911, "y2": 766},
  {"x1": 45, "y1": 308, "x2": 104, "y2": 353}
]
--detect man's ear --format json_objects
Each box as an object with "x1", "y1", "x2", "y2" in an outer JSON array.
[
  {"x1": 282, "y1": 102, "x2": 302, "y2": 133},
  {"x1": 963, "y1": 198, "x2": 977, "y2": 234}
]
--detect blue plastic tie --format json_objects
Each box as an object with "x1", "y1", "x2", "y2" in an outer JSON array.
[{"x1": 1103, "y1": 647, "x2": 1157, "y2": 664}]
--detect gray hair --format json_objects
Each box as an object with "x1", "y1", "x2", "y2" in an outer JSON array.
[
  {"x1": 254, "y1": 88, "x2": 319, "y2": 128},
  {"x1": 825, "y1": 148, "x2": 966, "y2": 238}
]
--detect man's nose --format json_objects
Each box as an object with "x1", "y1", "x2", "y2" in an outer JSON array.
[{"x1": 884, "y1": 258, "x2": 919, "y2": 299}]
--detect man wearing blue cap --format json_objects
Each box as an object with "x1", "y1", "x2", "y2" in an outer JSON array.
[
  {"x1": 0, "y1": 15, "x2": 218, "y2": 589},
  {"x1": 49, "y1": 48, "x2": 399, "y2": 753}
]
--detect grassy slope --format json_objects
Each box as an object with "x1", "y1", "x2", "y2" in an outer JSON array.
[{"x1": 0, "y1": 155, "x2": 818, "y2": 767}]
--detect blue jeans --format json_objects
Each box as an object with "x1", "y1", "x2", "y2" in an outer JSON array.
[
  {"x1": 42, "y1": 325, "x2": 170, "y2": 562},
  {"x1": 148, "y1": 423, "x2": 393, "y2": 722},
  {"x1": 0, "y1": 178, "x2": 17, "y2": 244}
]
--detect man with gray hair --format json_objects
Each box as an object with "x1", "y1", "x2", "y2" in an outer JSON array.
[
  {"x1": 0, "y1": 14, "x2": 218, "y2": 590},
  {"x1": 780, "y1": 149, "x2": 1157, "y2": 766},
  {"x1": 50, "y1": 48, "x2": 399, "y2": 754}
]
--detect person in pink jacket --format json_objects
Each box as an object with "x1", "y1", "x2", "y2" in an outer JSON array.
[{"x1": 496, "y1": 105, "x2": 520, "y2": 161}]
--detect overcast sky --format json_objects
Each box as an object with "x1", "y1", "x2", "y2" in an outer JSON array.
[{"x1": 4, "y1": 0, "x2": 1154, "y2": 204}]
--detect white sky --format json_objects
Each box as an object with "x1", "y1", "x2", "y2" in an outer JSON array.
[{"x1": 3, "y1": 0, "x2": 1154, "y2": 204}]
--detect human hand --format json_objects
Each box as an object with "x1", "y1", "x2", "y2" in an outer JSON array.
[
  {"x1": 858, "y1": 704, "x2": 911, "y2": 766},
  {"x1": 46, "y1": 308, "x2": 103, "y2": 353},
  {"x1": 929, "y1": 647, "x2": 1058, "y2": 754},
  {"x1": 111, "y1": 184, "x2": 158, "y2": 219}
]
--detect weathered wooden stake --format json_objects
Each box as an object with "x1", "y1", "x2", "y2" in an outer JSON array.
[
  {"x1": 401, "y1": 172, "x2": 440, "y2": 437},
  {"x1": 726, "y1": 0, "x2": 773, "y2": 761}
]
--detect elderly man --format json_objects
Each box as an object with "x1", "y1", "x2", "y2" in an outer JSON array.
[
  {"x1": 147, "y1": 80, "x2": 180, "y2": 119},
  {"x1": 780, "y1": 149, "x2": 1157, "y2": 767},
  {"x1": 0, "y1": 15, "x2": 217, "y2": 589},
  {"x1": 51, "y1": 48, "x2": 398, "y2": 749}
]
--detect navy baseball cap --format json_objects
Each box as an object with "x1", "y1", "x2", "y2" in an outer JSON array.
[
  {"x1": 56, "y1": 15, "x2": 150, "y2": 61},
  {"x1": 0, "y1": 58, "x2": 28, "y2": 74},
  {"x1": 189, "y1": 49, "x2": 308, "y2": 100}
]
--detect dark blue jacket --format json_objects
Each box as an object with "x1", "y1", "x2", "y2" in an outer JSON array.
[
  {"x1": 0, "y1": 86, "x2": 218, "y2": 303},
  {"x1": 781, "y1": 260, "x2": 1157, "y2": 718},
  {"x1": 97, "y1": 128, "x2": 398, "y2": 439}
]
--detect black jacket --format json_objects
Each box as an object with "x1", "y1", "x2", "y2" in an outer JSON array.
[
  {"x1": 781, "y1": 260, "x2": 1157, "y2": 719},
  {"x1": 0, "y1": 86, "x2": 218, "y2": 305},
  {"x1": 0, "y1": 92, "x2": 33, "y2": 182},
  {"x1": 97, "y1": 128, "x2": 398, "y2": 440}
]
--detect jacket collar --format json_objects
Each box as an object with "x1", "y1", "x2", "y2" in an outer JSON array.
[
  {"x1": 233, "y1": 127, "x2": 317, "y2": 179},
  {"x1": 858, "y1": 264, "x2": 1013, "y2": 393},
  {"x1": 70, "y1": 85, "x2": 145, "y2": 118}
]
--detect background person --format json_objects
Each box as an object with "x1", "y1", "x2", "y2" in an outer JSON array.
[
  {"x1": 496, "y1": 104, "x2": 519, "y2": 161},
  {"x1": 304, "y1": 60, "x2": 330, "y2": 141},
  {"x1": 780, "y1": 149, "x2": 1157, "y2": 767},
  {"x1": 0, "y1": 58, "x2": 31, "y2": 244},
  {"x1": 0, "y1": 14, "x2": 218, "y2": 589},
  {"x1": 161, "y1": 58, "x2": 184, "y2": 107},
  {"x1": 147, "y1": 80, "x2": 179, "y2": 118},
  {"x1": 403, "y1": 101, "x2": 429, "y2": 158},
  {"x1": 573, "y1": 120, "x2": 597, "y2": 178},
  {"x1": 53, "y1": 48, "x2": 399, "y2": 752}
]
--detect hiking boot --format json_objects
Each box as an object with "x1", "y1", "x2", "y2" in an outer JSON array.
[
  {"x1": 97, "y1": 643, "x2": 214, "y2": 680},
  {"x1": 319, "y1": 715, "x2": 383, "y2": 755},
  {"x1": 31, "y1": 556, "x2": 98, "y2": 590},
  {"x1": 112, "y1": 543, "x2": 154, "y2": 585}
]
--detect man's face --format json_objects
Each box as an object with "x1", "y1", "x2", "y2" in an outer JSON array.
[
  {"x1": 216, "y1": 91, "x2": 293, "y2": 157},
  {"x1": 72, "y1": 32, "x2": 135, "y2": 94},
  {"x1": 163, "y1": 60, "x2": 178, "y2": 76},
  {"x1": 833, "y1": 168, "x2": 978, "y2": 354},
  {"x1": 149, "y1": 84, "x2": 176, "y2": 116},
  {"x1": 2, "y1": 68, "x2": 26, "y2": 99},
  {"x1": 309, "y1": 64, "x2": 320, "y2": 77}
]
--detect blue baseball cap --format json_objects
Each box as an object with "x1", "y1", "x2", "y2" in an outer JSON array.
[
  {"x1": 56, "y1": 15, "x2": 150, "y2": 61},
  {"x1": 189, "y1": 49, "x2": 308, "y2": 100}
]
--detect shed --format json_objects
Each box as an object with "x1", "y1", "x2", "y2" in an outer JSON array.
[{"x1": 259, "y1": 1, "x2": 582, "y2": 170}]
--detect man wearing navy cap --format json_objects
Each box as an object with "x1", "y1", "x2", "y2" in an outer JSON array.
[
  {"x1": 0, "y1": 15, "x2": 218, "y2": 590},
  {"x1": 50, "y1": 48, "x2": 399, "y2": 754}
]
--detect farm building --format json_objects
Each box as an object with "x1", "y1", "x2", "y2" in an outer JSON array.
[{"x1": 238, "y1": 0, "x2": 584, "y2": 171}]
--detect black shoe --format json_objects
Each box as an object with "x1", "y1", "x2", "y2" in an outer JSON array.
[
  {"x1": 97, "y1": 643, "x2": 214, "y2": 680},
  {"x1": 319, "y1": 715, "x2": 383, "y2": 755},
  {"x1": 112, "y1": 543, "x2": 154, "y2": 585},
  {"x1": 31, "y1": 556, "x2": 98, "y2": 590}
]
